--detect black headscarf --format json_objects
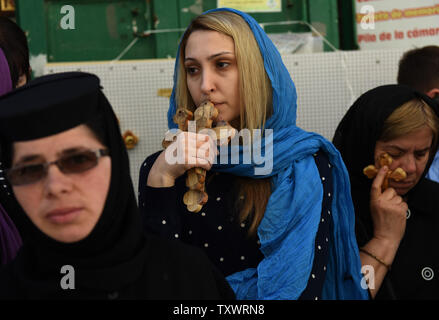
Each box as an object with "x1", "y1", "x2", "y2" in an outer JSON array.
[
  {"x1": 0, "y1": 72, "x2": 146, "y2": 297},
  {"x1": 0, "y1": 72, "x2": 236, "y2": 300},
  {"x1": 333, "y1": 84, "x2": 439, "y2": 246}
]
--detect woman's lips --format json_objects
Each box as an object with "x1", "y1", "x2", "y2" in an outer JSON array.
[
  {"x1": 393, "y1": 179, "x2": 414, "y2": 186},
  {"x1": 46, "y1": 208, "x2": 82, "y2": 224},
  {"x1": 391, "y1": 181, "x2": 415, "y2": 193},
  {"x1": 212, "y1": 103, "x2": 225, "y2": 122}
]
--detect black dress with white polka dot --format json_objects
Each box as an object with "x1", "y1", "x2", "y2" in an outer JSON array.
[
  {"x1": 139, "y1": 150, "x2": 333, "y2": 299},
  {"x1": 0, "y1": 161, "x2": 17, "y2": 224},
  {"x1": 0, "y1": 161, "x2": 12, "y2": 197}
]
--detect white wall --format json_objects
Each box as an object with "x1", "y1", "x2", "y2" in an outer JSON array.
[{"x1": 45, "y1": 49, "x2": 406, "y2": 194}]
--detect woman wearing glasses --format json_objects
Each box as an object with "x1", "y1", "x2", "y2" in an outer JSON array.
[{"x1": 0, "y1": 72, "x2": 235, "y2": 299}]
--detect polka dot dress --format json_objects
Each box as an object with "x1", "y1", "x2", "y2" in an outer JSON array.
[
  {"x1": 0, "y1": 161, "x2": 17, "y2": 222},
  {"x1": 0, "y1": 161, "x2": 11, "y2": 197},
  {"x1": 298, "y1": 150, "x2": 333, "y2": 300},
  {"x1": 139, "y1": 150, "x2": 333, "y2": 299}
]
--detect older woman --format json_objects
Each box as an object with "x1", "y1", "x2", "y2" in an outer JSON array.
[
  {"x1": 0, "y1": 72, "x2": 235, "y2": 299},
  {"x1": 333, "y1": 84, "x2": 439, "y2": 299}
]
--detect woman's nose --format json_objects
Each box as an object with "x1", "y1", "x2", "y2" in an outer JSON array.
[
  {"x1": 44, "y1": 165, "x2": 72, "y2": 196},
  {"x1": 401, "y1": 154, "x2": 417, "y2": 174},
  {"x1": 200, "y1": 70, "x2": 215, "y2": 95}
]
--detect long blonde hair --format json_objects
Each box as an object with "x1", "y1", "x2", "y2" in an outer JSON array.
[
  {"x1": 176, "y1": 11, "x2": 273, "y2": 237},
  {"x1": 176, "y1": 11, "x2": 272, "y2": 130}
]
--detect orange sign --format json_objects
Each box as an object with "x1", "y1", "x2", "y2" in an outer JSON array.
[{"x1": 356, "y1": 0, "x2": 439, "y2": 50}]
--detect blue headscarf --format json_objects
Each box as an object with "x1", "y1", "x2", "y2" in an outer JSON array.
[{"x1": 167, "y1": 8, "x2": 368, "y2": 300}]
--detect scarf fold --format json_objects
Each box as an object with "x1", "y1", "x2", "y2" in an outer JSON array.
[{"x1": 167, "y1": 8, "x2": 367, "y2": 300}]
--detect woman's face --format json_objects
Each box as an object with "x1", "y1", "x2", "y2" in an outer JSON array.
[
  {"x1": 11, "y1": 124, "x2": 111, "y2": 243},
  {"x1": 184, "y1": 30, "x2": 241, "y2": 124},
  {"x1": 374, "y1": 126, "x2": 433, "y2": 195}
]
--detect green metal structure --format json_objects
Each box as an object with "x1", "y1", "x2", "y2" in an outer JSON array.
[
  {"x1": 15, "y1": 0, "x2": 355, "y2": 63},
  {"x1": 337, "y1": 0, "x2": 358, "y2": 50}
]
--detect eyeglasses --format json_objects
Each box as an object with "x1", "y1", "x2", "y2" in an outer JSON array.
[{"x1": 6, "y1": 149, "x2": 110, "y2": 186}]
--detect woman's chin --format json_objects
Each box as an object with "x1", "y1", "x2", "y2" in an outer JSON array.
[{"x1": 43, "y1": 226, "x2": 92, "y2": 243}]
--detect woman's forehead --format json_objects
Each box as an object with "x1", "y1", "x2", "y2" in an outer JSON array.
[
  {"x1": 377, "y1": 126, "x2": 433, "y2": 149},
  {"x1": 185, "y1": 30, "x2": 234, "y2": 56},
  {"x1": 12, "y1": 125, "x2": 102, "y2": 159}
]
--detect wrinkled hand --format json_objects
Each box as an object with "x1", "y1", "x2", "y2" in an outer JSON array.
[{"x1": 370, "y1": 166, "x2": 407, "y2": 245}]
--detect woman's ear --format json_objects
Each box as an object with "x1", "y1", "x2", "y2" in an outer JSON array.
[
  {"x1": 426, "y1": 88, "x2": 439, "y2": 101},
  {"x1": 16, "y1": 74, "x2": 28, "y2": 88}
]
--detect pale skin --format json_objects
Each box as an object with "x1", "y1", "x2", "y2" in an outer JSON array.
[
  {"x1": 16, "y1": 73, "x2": 28, "y2": 88},
  {"x1": 361, "y1": 126, "x2": 432, "y2": 298},
  {"x1": 11, "y1": 124, "x2": 111, "y2": 243},
  {"x1": 426, "y1": 88, "x2": 439, "y2": 100},
  {"x1": 148, "y1": 30, "x2": 241, "y2": 187}
]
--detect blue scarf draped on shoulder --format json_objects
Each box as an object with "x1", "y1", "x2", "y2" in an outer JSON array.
[{"x1": 167, "y1": 7, "x2": 368, "y2": 300}]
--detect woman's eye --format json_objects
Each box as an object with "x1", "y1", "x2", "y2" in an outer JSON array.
[
  {"x1": 19, "y1": 164, "x2": 43, "y2": 176},
  {"x1": 388, "y1": 153, "x2": 402, "y2": 159},
  {"x1": 186, "y1": 66, "x2": 198, "y2": 74},
  {"x1": 70, "y1": 154, "x2": 89, "y2": 164},
  {"x1": 217, "y1": 61, "x2": 230, "y2": 68}
]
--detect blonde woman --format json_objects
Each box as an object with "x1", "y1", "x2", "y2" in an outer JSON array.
[
  {"x1": 139, "y1": 8, "x2": 368, "y2": 300},
  {"x1": 333, "y1": 84, "x2": 439, "y2": 299}
]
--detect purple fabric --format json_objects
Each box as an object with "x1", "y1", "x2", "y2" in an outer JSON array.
[
  {"x1": 0, "y1": 47, "x2": 20, "y2": 264},
  {"x1": 0, "y1": 47, "x2": 13, "y2": 96},
  {"x1": 0, "y1": 202, "x2": 21, "y2": 264}
]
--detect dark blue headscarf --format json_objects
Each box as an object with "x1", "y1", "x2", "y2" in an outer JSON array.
[{"x1": 167, "y1": 8, "x2": 368, "y2": 300}]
